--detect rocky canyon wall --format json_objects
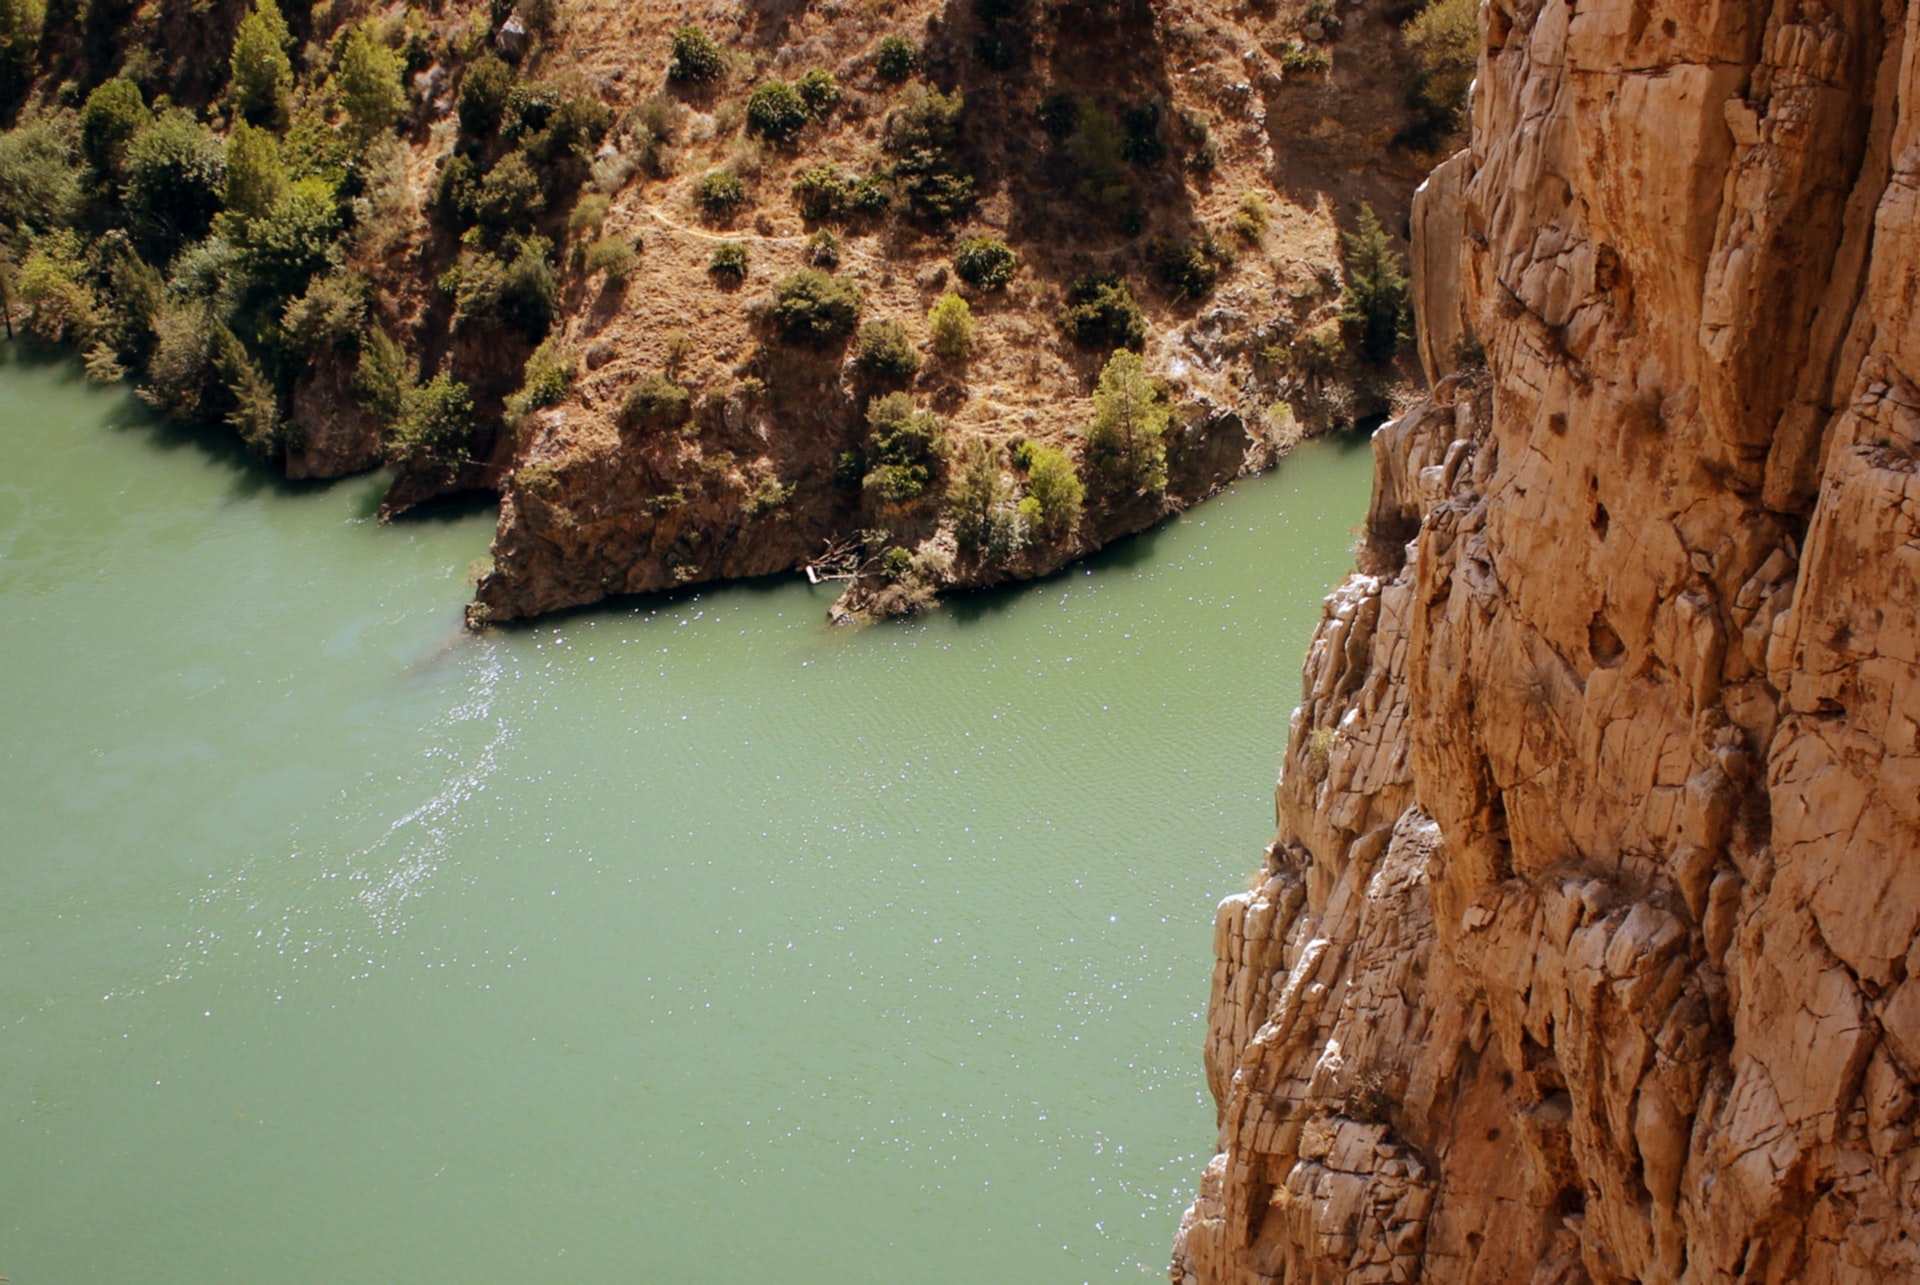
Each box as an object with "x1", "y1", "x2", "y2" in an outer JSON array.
[{"x1": 1173, "y1": 0, "x2": 1920, "y2": 1281}]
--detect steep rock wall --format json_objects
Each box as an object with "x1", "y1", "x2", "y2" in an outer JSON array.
[{"x1": 1174, "y1": 1, "x2": 1920, "y2": 1281}]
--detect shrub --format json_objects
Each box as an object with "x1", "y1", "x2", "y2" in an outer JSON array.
[
  {"x1": 228, "y1": 0, "x2": 292, "y2": 126},
  {"x1": 139, "y1": 301, "x2": 223, "y2": 421},
  {"x1": 888, "y1": 82, "x2": 964, "y2": 151},
  {"x1": 697, "y1": 168, "x2": 745, "y2": 215},
  {"x1": 432, "y1": 152, "x2": 478, "y2": 227},
  {"x1": 390, "y1": 374, "x2": 476, "y2": 476},
  {"x1": 1232, "y1": 191, "x2": 1269, "y2": 241},
  {"x1": 1149, "y1": 236, "x2": 1222, "y2": 299},
  {"x1": 503, "y1": 336, "x2": 574, "y2": 427},
  {"x1": 927, "y1": 292, "x2": 973, "y2": 360},
  {"x1": 791, "y1": 165, "x2": 847, "y2": 220},
  {"x1": 847, "y1": 173, "x2": 890, "y2": 214},
  {"x1": 620, "y1": 372, "x2": 691, "y2": 430},
  {"x1": 796, "y1": 68, "x2": 841, "y2": 117},
  {"x1": 474, "y1": 149, "x2": 546, "y2": 232},
  {"x1": 1121, "y1": 101, "x2": 1163, "y2": 165},
  {"x1": 0, "y1": 0, "x2": 43, "y2": 103},
  {"x1": 0, "y1": 107, "x2": 82, "y2": 235},
  {"x1": 874, "y1": 33, "x2": 917, "y2": 82},
  {"x1": 582, "y1": 234, "x2": 635, "y2": 281},
  {"x1": 458, "y1": 55, "x2": 515, "y2": 136},
  {"x1": 742, "y1": 475, "x2": 794, "y2": 517},
  {"x1": 79, "y1": 77, "x2": 147, "y2": 176},
  {"x1": 217, "y1": 327, "x2": 283, "y2": 456},
  {"x1": 1403, "y1": 0, "x2": 1478, "y2": 142},
  {"x1": 806, "y1": 228, "x2": 841, "y2": 268},
  {"x1": 855, "y1": 318, "x2": 919, "y2": 381},
  {"x1": 947, "y1": 439, "x2": 1024, "y2": 560},
  {"x1": 769, "y1": 267, "x2": 860, "y2": 343},
  {"x1": 123, "y1": 109, "x2": 226, "y2": 260},
  {"x1": 1059, "y1": 272, "x2": 1144, "y2": 350},
  {"x1": 898, "y1": 162, "x2": 974, "y2": 222},
  {"x1": 17, "y1": 230, "x2": 96, "y2": 345},
  {"x1": 353, "y1": 324, "x2": 414, "y2": 425},
  {"x1": 235, "y1": 175, "x2": 344, "y2": 302},
  {"x1": 450, "y1": 237, "x2": 557, "y2": 333},
  {"x1": 708, "y1": 240, "x2": 748, "y2": 279},
  {"x1": 280, "y1": 269, "x2": 367, "y2": 354},
  {"x1": 569, "y1": 191, "x2": 610, "y2": 235},
  {"x1": 1279, "y1": 41, "x2": 1331, "y2": 74},
  {"x1": 863, "y1": 391, "x2": 944, "y2": 503},
  {"x1": 1083, "y1": 348, "x2": 1168, "y2": 494},
  {"x1": 335, "y1": 22, "x2": 408, "y2": 141},
  {"x1": 951, "y1": 236, "x2": 1015, "y2": 289},
  {"x1": 1016, "y1": 442, "x2": 1083, "y2": 537},
  {"x1": 746, "y1": 80, "x2": 809, "y2": 143},
  {"x1": 667, "y1": 25, "x2": 725, "y2": 84},
  {"x1": 221, "y1": 119, "x2": 285, "y2": 221},
  {"x1": 1340, "y1": 203, "x2": 1410, "y2": 362},
  {"x1": 519, "y1": 95, "x2": 611, "y2": 165},
  {"x1": 1067, "y1": 99, "x2": 1128, "y2": 209}
]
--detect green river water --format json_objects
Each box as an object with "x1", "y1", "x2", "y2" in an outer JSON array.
[{"x1": 0, "y1": 352, "x2": 1375, "y2": 1283}]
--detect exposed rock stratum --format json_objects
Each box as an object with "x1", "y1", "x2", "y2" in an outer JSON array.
[{"x1": 1173, "y1": 1, "x2": 1920, "y2": 1280}]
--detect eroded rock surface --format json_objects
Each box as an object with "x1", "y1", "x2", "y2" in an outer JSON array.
[{"x1": 1175, "y1": 2, "x2": 1920, "y2": 1280}]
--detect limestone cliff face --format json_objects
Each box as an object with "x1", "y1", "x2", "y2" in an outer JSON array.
[{"x1": 1174, "y1": 1, "x2": 1920, "y2": 1281}]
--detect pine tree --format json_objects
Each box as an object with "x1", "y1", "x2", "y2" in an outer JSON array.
[
  {"x1": 1084, "y1": 349, "x2": 1169, "y2": 495},
  {"x1": 228, "y1": 0, "x2": 292, "y2": 127},
  {"x1": 1339, "y1": 204, "x2": 1411, "y2": 363}
]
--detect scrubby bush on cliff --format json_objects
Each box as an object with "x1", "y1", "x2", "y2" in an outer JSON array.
[
  {"x1": 503, "y1": 337, "x2": 575, "y2": 428},
  {"x1": 79, "y1": 78, "x2": 148, "y2": 179},
  {"x1": 769, "y1": 267, "x2": 860, "y2": 343},
  {"x1": 927, "y1": 293, "x2": 973, "y2": 360},
  {"x1": 228, "y1": 0, "x2": 291, "y2": 126},
  {"x1": 458, "y1": 55, "x2": 515, "y2": 136},
  {"x1": 353, "y1": 324, "x2": 414, "y2": 427},
  {"x1": 281, "y1": 269, "x2": 367, "y2": 355},
  {"x1": 855, "y1": 319, "x2": 919, "y2": 382},
  {"x1": 1083, "y1": 348, "x2": 1168, "y2": 494},
  {"x1": 449, "y1": 237, "x2": 557, "y2": 334},
  {"x1": 947, "y1": 439, "x2": 1024, "y2": 560},
  {"x1": 886, "y1": 84, "x2": 973, "y2": 222},
  {"x1": 1060, "y1": 272, "x2": 1144, "y2": 350},
  {"x1": 17, "y1": 230, "x2": 96, "y2": 345},
  {"x1": 390, "y1": 374, "x2": 476, "y2": 477},
  {"x1": 124, "y1": 110, "x2": 226, "y2": 261},
  {"x1": 1015, "y1": 441, "x2": 1082, "y2": 538},
  {"x1": 1339, "y1": 204, "x2": 1410, "y2": 363},
  {"x1": 1065, "y1": 99, "x2": 1129, "y2": 211},
  {"x1": 1403, "y1": 0, "x2": 1478, "y2": 144},
  {"x1": 952, "y1": 236, "x2": 1015, "y2": 290},
  {"x1": 335, "y1": 22, "x2": 408, "y2": 142},
  {"x1": 220, "y1": 121, "x2": 286, "y2": 222},
  {"x1": 0, "y1": 106, "x2": 82, "y2": 235},
  {"x1": 697, "y1": 169, "x2": 745, "y2": 216},
  {"x1": 235, "y1": 177, "x2": 343, "y2": 302},
  {"x1": 862, "y1": 391, "x2": 944, "y2": 503},
  {"x1": 746, "y1": 79, "x2": 810, "y2": 143},
  {"x1": 667, "y1": 25, "x2": 725, "y2": 84},
  {"x1": 582, "y1": 234, "x2": 634, "y2": 282},
  {"x1": 875, "y1": 33, "x2": 918, "y2": 82},
  {"x1": 0, "y1": 0, "x2": 44, "y2": 104},
  {"x1": 621, "y1": 372, "x2": 692, "y2": 431},
  {"x1": 1150, "y1": 236, "x2": 1224, "y2": 300},
  {"x1": 708, "y1": 240, "x2": 748, "y2": 279},
  {"x1": 797, "y1": 68, "x2": 841, "y2": 117}
]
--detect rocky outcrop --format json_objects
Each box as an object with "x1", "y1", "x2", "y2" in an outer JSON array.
[{"x1": 1175, "y1": 2, "x2": 1920, "y2": 1281}]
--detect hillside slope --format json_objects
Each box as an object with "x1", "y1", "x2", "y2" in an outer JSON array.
[{"x1": 1175, "y1": 0, "x2": 1920, "y2": 1280}]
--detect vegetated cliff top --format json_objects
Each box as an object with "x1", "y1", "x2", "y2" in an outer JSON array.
[{"x1": 0, "y1": 0, "x2": 1465, "y2": 623}]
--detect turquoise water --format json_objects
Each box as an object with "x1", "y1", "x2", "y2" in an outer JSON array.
[{"x1": 0, "y1": 353, "x2": 1374, "y2": 1282}]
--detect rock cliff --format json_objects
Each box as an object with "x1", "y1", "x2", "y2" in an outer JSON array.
[{"x1": 1174, "y1": 1, "x2": 1920, "y2": 1281}]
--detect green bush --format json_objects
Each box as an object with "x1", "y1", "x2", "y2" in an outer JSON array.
[
  {"x1": 1339, "y1": 203, "x2": 1410, "y2": 362},
  {"x1": 667, "y1": 25, "x2": 725, "y2": 83},
  {"x1": 221, "y1": 120, "x2": 285, "y2": 222},
  {"x1": 769, "y1": 267, "x2": 860, "y2": 343},
  {"x1": 503, "y1": 336, "x2": 574, "y2": 427},
  {"x1": 797, "y1": 68, "x2": 841, "y2": 117},
  {"x1": 855, "y1": 318, "x2": 919, "y2": 381},
  {"x1": 1279, "y1": 41, "x2": 1331, "y2": 74},
  {"x1": 1016, "y1": 441, "x2": 1083, "y2": 537},
  {"x1": 875, "y1": 33, "x2": 917, "y2": 82},
  {"x1": 280, "y1": 269, "x2": 367, "y2": 355},
  {"x1": 708, "y1": 240, "x2": 748, "y2": 279},
  {"x1": 519, "y1": 95, "x2": 611, "y2": 166},
  {"x1": 888, "y1": 82, "x2": 964, "y2": 151},
  {"x1": 862, "y1": 391, "x2": 944, "y2": 503},
  {"x1": 389, "y1": 373, "x2": 476, "y2": 476},
  {"x1": 927, "y1": 292, "x2": 972, "y2": 360},
  {"x1": 742, "y1": 474, "x2": 795, "y2": 517},
  {"x1": 0, "y1": 106, "x2": 83, "y2": 235},
  {"x1": 1232, "y1": 191, "x2": 1269, "y2": 241},
  {"x1": 1149, "y1": 236, "x2": 1222, "y2": 299},
  {"x1": 1403, "y1": 0, "x2": 1478, "y2": 142},
  {"x1": 569, "y1": 191, "x2": 610, "y2": 235},
  {"x1": 227, "y1": 0, "x2": 291, "y2": 126},
  {"x1": 353, "y1": 325, "x2": 414, "y2": 426},
  {"x1": 1121, "y1": 101, "x2": 1163, "y2": 165},
  {"x1": 0, "y1": 0, "x2": 44, "y2": 103},
  {"x1": 583, "y1": 234, "x2": 635, "y2": 281},
  {"x1": 697, "y1": 168, "x2": 745, "y2": 215},
  {"x1": 17, "y1": 229, "x2": 96, "y2": 345},
  {"x1": 458, "y1": 55, "x2": 515, "y2": 136},
  {"x1": 123, "y1": 109, "x2": 227, "y2": 260},
  {"x1": 947, "y1": 439, "x2": 1023, "y2": 560},
  {"x1": 952, "y1": 237, "x2": 1016, "y2": 289},
  {"x1": 1083, "y1": 348, "x2": 1168, "y2": 494},
  {"x1": 806, "y1": 228, "x2": 841, "y2": 268},
  {"x1": 746, "y1": 80, "x2": 809, "y2": 143},
  {"x1": 791, "y1": 165, "x2": 847, "y2": 220},
  {"x1": 138, "y1": 301, "x2": 223, "y2": 421},
  {"x1": 431, "y1": 152, "x2": 478, "y2": 228},
  {"x1": 620, "y1": 372, "x2": 691, "y2": 430},
  {"x1": 236, "y1": 176, "x2": 344, "y2": 301},
  {"x1": 217, "y1": 326, "x2": 283, "y2": 456},
  {"x1": 451, "y1": 236, "x2": 557, "y2": 334},
  {"x1": 474, "y1": 149, "x2": 546, "y2": 233},
  {"x1": 79, "y1": 78, "x2": 147, "y2": 177},
  {"x1": 335, "y1": 21, "x2": 408, "y2": 142},
  {"x1": 1059, "y1": 272, "x2": 1144, "y2": 350},
  {"x1": 1067, "y1": 100, "x2": 1128, "y2": 209}
]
